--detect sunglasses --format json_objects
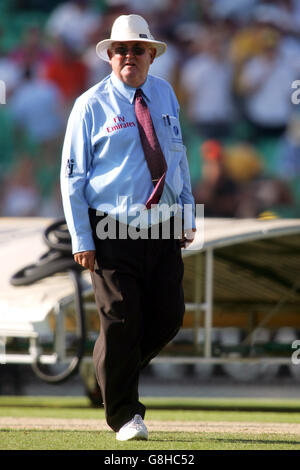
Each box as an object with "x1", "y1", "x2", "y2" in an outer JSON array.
[{"x1": 113, "y1": 45, "x2": 147, "y2": 56}]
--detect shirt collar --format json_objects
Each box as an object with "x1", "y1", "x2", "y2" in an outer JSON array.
[{"x1": 110, "y1": 71, "x2": 151, "y2": 104}]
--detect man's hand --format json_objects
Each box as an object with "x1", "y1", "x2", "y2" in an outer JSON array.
[
  {"x1": 74, "y1": 250, "x2": 96, "y2": 272},
  {"x1": 180, "y1": 228, "x2": 197, "y2": 249}
]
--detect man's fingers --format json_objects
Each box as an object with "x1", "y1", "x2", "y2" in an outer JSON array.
[
  {"x1": 88, "y1": 254, "x2": 95, "y2": 272},
  {"x1": 74, "y1": 251, "x2": 96, "y2": 272},
  {"x1": 179, "y1": 228, "x2": 197, "y2": 249},
  {"x1": 84, "y1": 254, "x2": 95, "y2": 272}
]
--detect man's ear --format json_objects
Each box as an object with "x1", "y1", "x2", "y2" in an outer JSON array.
[
  {"x1": 150, "y1": 48, "x2": 157, "y2": 64},
  {"x1": 107, "y1": 49, "x2": 112, "y2": 64}
]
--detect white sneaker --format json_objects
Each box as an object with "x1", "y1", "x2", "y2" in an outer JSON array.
[{"x1": 116, "y1": 414, "x2": 148, "y2": 441}]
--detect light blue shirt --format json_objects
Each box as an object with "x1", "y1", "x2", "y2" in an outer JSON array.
[{"x1": 61, "y1": 71, "x2": 195, "y2": 254}]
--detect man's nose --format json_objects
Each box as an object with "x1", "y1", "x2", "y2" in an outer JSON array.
[{"x1": 125, "y1": 49, "x2": 135, "y2": 58}]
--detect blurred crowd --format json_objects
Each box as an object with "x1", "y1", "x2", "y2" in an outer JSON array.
[{"x1": 1, "y1": 0, "x2": 300, "y2": 219}]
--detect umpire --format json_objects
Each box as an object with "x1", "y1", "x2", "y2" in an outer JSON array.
[{"x1": 60, "y1": 14, "x2": 196, "y2": 441}]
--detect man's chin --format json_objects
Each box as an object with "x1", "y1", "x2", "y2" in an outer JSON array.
[{"x1": 121, "y1": 72, "x2": 142, "y2": 88}]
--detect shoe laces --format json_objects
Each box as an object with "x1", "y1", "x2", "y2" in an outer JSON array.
[{"x1": 132, "y1": 414, "x2": 144, "y2": 428}]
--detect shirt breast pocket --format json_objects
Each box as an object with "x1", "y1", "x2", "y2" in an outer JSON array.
[{"x1": 164, "y1": 115, "x2": 184, "y2": 152}]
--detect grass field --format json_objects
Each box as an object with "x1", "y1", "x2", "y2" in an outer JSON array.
[{"x1": 1, "y1": 396, "x2": 300, "y2": 450}]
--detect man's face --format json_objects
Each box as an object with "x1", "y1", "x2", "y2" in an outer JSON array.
[{"x1": 108, "y1": 41, "x2": 156, "y2": 88}]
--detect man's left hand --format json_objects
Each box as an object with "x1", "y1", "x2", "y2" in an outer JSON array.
[{"x1": 180, "y1": 228, "x2": 197, "y2": 248}]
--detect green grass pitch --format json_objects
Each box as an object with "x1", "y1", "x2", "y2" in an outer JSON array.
[{"x1": 1, "y1": 396, "x2": 300, "y2": 450}]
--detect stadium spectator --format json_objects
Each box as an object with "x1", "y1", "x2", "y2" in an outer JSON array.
[
  {"x1": 236, "y1": 174, "x2": 294, "y2": 218},
  {"x1": 123, "y1": 0, "x2": 173, "y2": 16},
  {"x1": 209, "y1": 0, "x2": 258, "y2": 22},
  {"x1": 192, "y1": 140, "x2": 239, "y2": 217},
  {"x1": 223, "y1": 142, "x2": 294, "y2": 217},
  {"x1": 236, "y1": 28, "x2": 297, "y2": 138},
  {"x1": 180, "y1": 28, "x2": 235, "y2": 139},
  {"x1": 10, "y1": 66, "x2": 64, "y2": 164},
  {"x1": 45, "y1": 0, "x2": 101, "y2": 53},
  {"x1": 149, "y1": 32, "x2": 180, "y2": 84},
  {"x1": 253, "y1": 2, "x2": 297, "y2": 34},
  {"x1": 42, "y1": 36, "x2": 88, "y2": 112},
  {"x1": 250, "y1": 3, "x2": 300, "y2": 75},
  {"x1": 0, "y1": 57, "x2": 21, "y2": 101},
  {"x1": 193, "y1": 139, "x2": 294, "y2": 218},
  {"x1": 82, "y1": 26, "x2": 113, "y2": 87},
  {"x1": 8, "y1": 25, "x2": 51, "y2": 78}
]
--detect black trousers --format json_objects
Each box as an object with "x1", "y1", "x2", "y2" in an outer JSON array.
[{"x1": 88, "y1": 209, "x2": 185, "y2": 432}]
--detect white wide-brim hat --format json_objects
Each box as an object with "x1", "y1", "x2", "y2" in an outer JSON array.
[{"x1": 96, "y1": 14, "x2": 167, "y2": 62}]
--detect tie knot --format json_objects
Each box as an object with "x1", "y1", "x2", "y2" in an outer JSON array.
[{"x1": 135, "y1": 88, "x2": 143, "y2": 100}]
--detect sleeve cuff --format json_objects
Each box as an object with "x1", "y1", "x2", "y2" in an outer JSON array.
[{"x1": 71, "y1": 233, "x2": 95, "y2": 254}]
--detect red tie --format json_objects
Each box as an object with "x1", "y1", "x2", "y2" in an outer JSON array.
[{"x1": 134, "y1": 88, "x2": 167, "y2": 209}]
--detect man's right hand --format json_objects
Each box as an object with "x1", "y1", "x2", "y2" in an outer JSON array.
[{"x1": 74, "y1": 250, "x2": 96, "y2": 272}]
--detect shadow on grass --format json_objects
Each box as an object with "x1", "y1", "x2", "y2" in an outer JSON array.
[
  {"x1": 151, "y1": 436, "x2": 300, "y2": 445},
  {"x1": 207, "y1": 437, "x2": 300, "y2": 446},
  {"x1": 1, "y1": 403, "x2": 300, "y2": 413}
]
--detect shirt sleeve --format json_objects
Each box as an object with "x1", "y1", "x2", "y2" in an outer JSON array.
[{"x1": 60, "y1": 99, "x2": 95, "y2": 254}]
